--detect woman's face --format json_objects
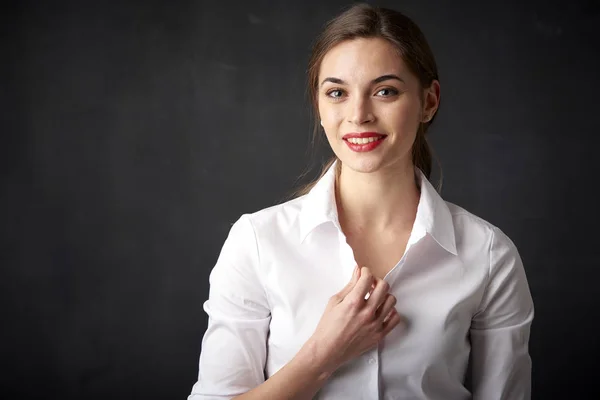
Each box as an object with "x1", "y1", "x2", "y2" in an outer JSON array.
[{"x1": 317, "y1": 37, "x2": 438, "y2": 174}]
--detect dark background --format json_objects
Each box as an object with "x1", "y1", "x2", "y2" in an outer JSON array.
[{"x1": 2, "y1": 0, "x2": 599, "y2": 398}]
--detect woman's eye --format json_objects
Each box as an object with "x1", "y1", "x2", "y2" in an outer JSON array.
[
  {"x1": 327, "y1": 89, "x2": 344, "y2": 98},
  {"x1": 376, "y1": 88, "x2": 398, "y2": 97}
]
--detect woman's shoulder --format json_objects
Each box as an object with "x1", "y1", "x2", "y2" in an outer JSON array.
[
  {"x1": 444, "y1": 200, "x2": 517, "y2": 248},
  {"x1": 445, "y1": 201, "x2": 495, "y2": 229},
  {"x1": 239, "y1": 194, "x2": 308, "y2": 234}
]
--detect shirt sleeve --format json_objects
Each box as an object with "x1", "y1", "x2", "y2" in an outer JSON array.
[
  {"x1": 188, "y1": 215, "x2": 271, "y2": 400},
  {"x1": 470, "y1": 227, "x2": 535, "y2": 400}
]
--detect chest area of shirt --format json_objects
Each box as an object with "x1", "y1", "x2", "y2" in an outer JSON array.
[{"x1": 261, "y1": 232, "x2": 485, "y2": 365}]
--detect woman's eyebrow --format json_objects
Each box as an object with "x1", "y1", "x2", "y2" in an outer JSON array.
[
  {"x1": 320, "y1": 77, "x2": 345, "y2": 86},
  {"x1": 372, "y1": 74, "x2": 404, "y2": 84},
  {"x1": 320, "y1": 74, "x2": 405, "y2": 87}
]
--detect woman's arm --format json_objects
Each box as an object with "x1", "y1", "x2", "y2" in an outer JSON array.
[
  {"x1": 230, "y1": 348, "x2": 331, "y2": 400},
  {"x1": 470, "y1": 227, "x2": 535, "y2": 400},
  {"x1": 188, "y1": 215, "x2": 271, "y2": 399}
]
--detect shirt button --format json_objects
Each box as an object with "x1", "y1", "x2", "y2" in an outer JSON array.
[{"x1": 368, "y1": 357, "x2": 376, "y2": 365}]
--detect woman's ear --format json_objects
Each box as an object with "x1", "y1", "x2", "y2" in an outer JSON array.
[{"x1": 422, "y1": 80, "x2": 440, "y2": 122}]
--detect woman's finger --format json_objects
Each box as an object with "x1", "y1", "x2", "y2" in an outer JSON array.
[
  {"x1": 366, "y1": 278, "x2": 390, "y2": 310},
  {"x1": 381, "y1": 309, "x2": 402, "y2": 335},
  {"x1": 346, "y1": 267, "x2": 375, "y2": 305},
  {"x1": 335, "y1": 265, "x2": 361, "y2": 300},
  {"x1": 375, "y1": 293, "x2": 397, "y2": 323}
]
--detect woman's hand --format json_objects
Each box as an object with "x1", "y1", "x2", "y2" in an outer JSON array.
[{"x1": 299, "y1": 266, "x2": 402, "y2": 377}]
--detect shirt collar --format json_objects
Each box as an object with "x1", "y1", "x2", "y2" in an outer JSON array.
[
  {"x1": 298, "y1": 162, "x2": 340, "y2": 241},
  {"x1": 298, "y1": 161, "x2": 457, "y2": 256},
  {"x1": 413, "y1": 168, "x2": 458, "y2": 255}
]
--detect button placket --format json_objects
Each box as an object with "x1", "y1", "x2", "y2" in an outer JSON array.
[
  {"x1": 367, "y1": 347, "x2": 379, "y2": 365},
  {"x1": 367, "y1": 349, "x2": 381, "y2": 398}
]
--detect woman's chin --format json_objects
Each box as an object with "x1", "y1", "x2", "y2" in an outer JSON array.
[{"x1": 338, "y1": 156, "x2": 385, "y2": 174}]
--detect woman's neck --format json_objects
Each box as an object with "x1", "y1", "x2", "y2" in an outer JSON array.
[{"x1": 335, "y1": 161, "x2": 420, "y2": 235}]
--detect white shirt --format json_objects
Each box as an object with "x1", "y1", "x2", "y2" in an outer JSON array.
[{"x1": 188, "y1": 162, "x2": 534, "y2": 400}]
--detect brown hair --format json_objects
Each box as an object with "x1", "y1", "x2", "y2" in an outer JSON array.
[{"x1": 293, "y1": 3, "x2": 441, "y2": 197}]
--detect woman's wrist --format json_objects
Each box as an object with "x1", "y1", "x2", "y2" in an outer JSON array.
[{"x1": 294, "y1": 337, "x2": 337, "y2": 384}]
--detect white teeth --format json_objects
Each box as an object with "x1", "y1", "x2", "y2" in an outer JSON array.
[{"x1": 347, "y1": 137, "x2": 381, "y2": 144}]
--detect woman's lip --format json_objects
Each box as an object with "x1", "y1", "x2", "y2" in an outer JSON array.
[
  {"x1": 342, "y1": 132, "x2": 386, "y2": 139},
  {"x1": 344, "y1": 136, "x2": 386, "y2": 152}
]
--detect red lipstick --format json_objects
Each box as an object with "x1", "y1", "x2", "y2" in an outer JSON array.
[{"x1": 342, "y1": 132, "x2": 386, "y2": 152}]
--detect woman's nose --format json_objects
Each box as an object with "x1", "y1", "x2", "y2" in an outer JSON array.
[{"x1": 347, "y1": 96, "x2": 375, "y2": 125}]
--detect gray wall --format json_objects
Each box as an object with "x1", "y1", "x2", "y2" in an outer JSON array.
[{"x1": 2, "y1": 0, "x2": 599, "y2": 398}]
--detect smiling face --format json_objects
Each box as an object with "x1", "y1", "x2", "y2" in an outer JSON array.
[{"x1": 318, "y1": 37, "x2": 436, "y2": 174}]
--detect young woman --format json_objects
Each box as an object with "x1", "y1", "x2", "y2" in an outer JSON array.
[{"x1": 188, "y1": 4, "x2": 534, "y2": 399}]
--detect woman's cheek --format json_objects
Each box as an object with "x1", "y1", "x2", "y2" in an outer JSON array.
[{"x1": 386, "y1": 103, "x2": 419, "y2": 132}]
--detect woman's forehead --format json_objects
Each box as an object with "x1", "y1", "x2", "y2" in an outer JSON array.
[{"x1": 319, "y1": 37, "x2": 408, "y2": 82}]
